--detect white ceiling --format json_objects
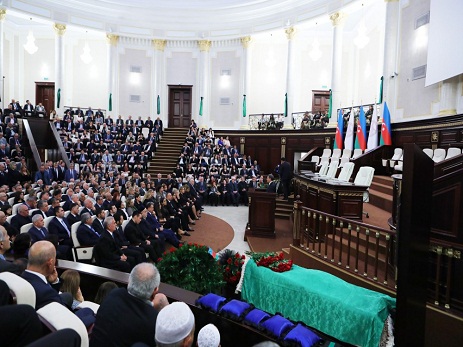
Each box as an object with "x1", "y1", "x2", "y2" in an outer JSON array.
[{"x1": 2, "y1": 0, "x2": 376, "y2": 39}]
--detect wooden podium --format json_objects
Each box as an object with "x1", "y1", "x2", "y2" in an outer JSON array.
[{"x1": 244, "y1": 188, "x2": 276, "y2": 240}]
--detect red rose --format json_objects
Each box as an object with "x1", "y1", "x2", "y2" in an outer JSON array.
[
  {"x1": 241, "y1": 255, "x2": 246, "y2": 259},
  {"x1": 227, "y1": 258, "x2": 232, "y2": 264},
  {"x1": 235, "y1": 253, "x2": 240, "y2": 258},
  {"x1": 234, "y1": 260, "x2": 240, "y2": 266}
]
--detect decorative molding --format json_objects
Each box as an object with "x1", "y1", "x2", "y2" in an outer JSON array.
[
  {"x1": 106, "y1": 34, "x2": 119, "y2": 46},
  {"x1": 153, "y1": 39, "x2": 167, "y2": 51},
  {"x1": 0, "y1": 9, "x2": 6, "y2": 21},
  {"x1": 53, "y1": 23, "x2": 67, "y2": 36},
  {"x1": 329, "y1": 11, "x2": 346, "y2": 27},
  {"x1": 198, "y1": 40, "x2": 211, "y2": 52},
  {"x1": 285, "y1": 26, "x2": 296, "y2": 40},
  {"x1": 241, "y1": 36, "x2": 252, "y2": 48}
]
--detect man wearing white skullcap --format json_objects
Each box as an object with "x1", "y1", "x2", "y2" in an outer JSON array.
[
  {"x1": 155, "y1": 301, "x2": 195, "y2": 347},
  {"x1": 197, "y1": 324, "x2": 221, "y2": 347}
]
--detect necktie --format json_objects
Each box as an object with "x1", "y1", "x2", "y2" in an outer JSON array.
[
  {"x1": 39, "y1": 228, "x2": 45, "y2": 238},
  {"x1": 60, "y1": 219, "x2": 70, "y2": 236},
  {"x1": 90, "y1": 226, "x2": 100, "y2": 237}
]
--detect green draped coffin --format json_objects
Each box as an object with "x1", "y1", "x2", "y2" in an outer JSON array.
[{"x1": 241, "y1": 260, "x2": 395, "y2": 347}]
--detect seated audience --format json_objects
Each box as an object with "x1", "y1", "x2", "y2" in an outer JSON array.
[{"x1": 155, "y1": 301, "x2": 195, "y2": 347}]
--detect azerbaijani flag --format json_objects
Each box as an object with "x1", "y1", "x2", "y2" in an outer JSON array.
[
  {"x1": 380, "y1": 102, "x2": 392, "y2": 145},
  {"x1": 355, "y1": 106, "x2": 367, "y2": 150},
  {"x1": 334, "y1": 109, "x2": 343, "y2": 150}
]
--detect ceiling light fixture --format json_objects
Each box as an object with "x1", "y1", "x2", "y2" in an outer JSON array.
[
  {"x1": 354, "y1": 4, "x2": 370, "y2": 49},
  {"x1": 23, "y1": 19, "x2": 38, "y2": 55}
]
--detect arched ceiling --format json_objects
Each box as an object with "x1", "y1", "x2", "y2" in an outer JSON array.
[{"x1": 3, "y1": 0, "x2": 368, "y2": 39}]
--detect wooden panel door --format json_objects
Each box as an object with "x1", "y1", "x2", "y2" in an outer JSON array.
[
  {"x1": 35, "y1": 82, "x2": 55, "y2": 114},
  {"x1": 168, "y1": 86, "x2": 192, "y2": 128},
  {"x1": 312, "y1": 90, "x2": 330, "y2": 113}
]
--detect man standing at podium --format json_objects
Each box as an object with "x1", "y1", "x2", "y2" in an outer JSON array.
[{"x1": 279, "y1": 157, "x2": 291, "y2": 201}]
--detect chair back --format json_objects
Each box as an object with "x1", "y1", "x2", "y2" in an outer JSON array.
[
  {"x1": 122, "y1": 217, "x2": 131, "y2": 231},
  {"x1": 325, "y1": 162, "x2": 339, "y2": 179},
  {"x1": 318, "y1": 163, "x2": 329, "y2": 176},
  {"x1": 310, "y1": 155, "x2": 319, "y2": 165},
  {"x1": 71, "y1": 221, "x2": 82, "y2": 247},
  {"x1": 43, "y1": 216, "x2": 55, "y2": 229},
  {"x1": 337, "y1": 162, "x2": 355, "y2": 182},
  {"x1": 331, "y1": 148, "x2": 342, "y2": 159},
  {"x1": 445, "y1": 147, "x2": 461, "y2": 160},
  {"x1": 20, "y1": 222, "x2": 33, "y2": 234},
  {"x1": 351, "y1": 149, "x2": 363, "y2": 159},
  {"x1": 321, "y1": 148, "x2": 331, "y2": 158},
  {"x1": 433, "y1": 148, "x2": 446, "y2": 163},
  {"x1": 354, "y1": 166, "x2": 375, "y2": 202},
  {"x1": 12, "y1": 203, "x2": 22, "y2": 216},
  {"x1": 341, "y1": 149, "x2": 352, "y2": 159},
  {"x1": 423, "y1": 148, "x2": 433, "y2": 158},
  {"x1": 37, "y1": 302, "x2": 89, "y2": 347},
  {"x1": 391, "y1": 148, "x2": 403, "y2": 161},
  {"x1": 0, "y1": 272, "x2": 36, "y2": 307}
]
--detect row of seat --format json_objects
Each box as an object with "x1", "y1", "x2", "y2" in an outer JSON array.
[
  {"x1": 311, "y1": 148, "x2": 364, "y2": 168},
  {"x1": 383, "y1": 147, "x2": 463, "y2": 172}
]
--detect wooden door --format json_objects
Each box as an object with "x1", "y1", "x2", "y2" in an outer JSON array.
[
  {"x1": 312, "y1": 90, "x2": 330, "y2": 113},
  {"x1": 35, "y1": 82, "x2": 55, "y2": 114},
  {"x1": 168, "y1": 85, "x2": 192, "y2": 128}
]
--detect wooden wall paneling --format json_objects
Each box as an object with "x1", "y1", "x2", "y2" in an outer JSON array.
[{"x1": 431, "y1": 182, "x2": 461, "y2": 240}]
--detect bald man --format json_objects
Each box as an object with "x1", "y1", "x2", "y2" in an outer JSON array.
[{"x1": 21, "y1": 241, "x2": 72, "y2": 310}]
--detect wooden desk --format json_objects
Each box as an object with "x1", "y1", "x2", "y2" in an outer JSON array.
[{"x1": 293, "y1": 173, "x2": 368, "y2": 220}]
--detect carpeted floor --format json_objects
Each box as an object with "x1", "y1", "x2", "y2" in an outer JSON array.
[{"x1": 181, "y1": 213, "x2": 235, "y2": 252}]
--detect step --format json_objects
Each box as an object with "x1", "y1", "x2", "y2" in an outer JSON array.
[
  {"x1": 368, "y1": 189, "x2": 393, "y2": 213},
  {"x1": 372, "y1": 175, "x2": 393, "y2": 186},
  {"x1": 370, "y1": 181, "x2": 393, "y2": 195}
]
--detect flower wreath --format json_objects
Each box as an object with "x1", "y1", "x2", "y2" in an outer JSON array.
[{"x1": 246, "y1": 251, "x2": 293, "y2": 273}]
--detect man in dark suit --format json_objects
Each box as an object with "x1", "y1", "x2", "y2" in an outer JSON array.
[
  {"x1": 21, "y1": 240, "x2": 73, "y2": 310},
  {"x1": 94, "y1": 217, "x2": 132, "y2": 272},
  {"x1": 92, "y1": 208, "x2": 106, "y2": 236},
  {"x1": 48, "y1": 206, "x2": 73, "y2": 247},
  {"x1": 279, "y1": 157, "x2": 292, "y2": 200},
  {"x1": 90, "y1": 263, "x2": 162, "y2": 347},
  {"x1": 66, "y1": 203, "x2": 80, "y2": 226},
  {"x1": 124, "y1": 211, "x2": 162, "y2": 262},
  {"x1": 227, "y1": 176, "x2": 240, "y2": 207},
  {"x1": 64, "y1": 163, "x2": 79, "y2": 182},
  {"x1": 0, "y1": 226, "x2": 22, "y2": 275},
  {"x1": 32, "y1": 200, "x2": 49, "y2": 219},
  {"x1": 266, "y1": 174, "x2": 277, "y2": 193},
  {"x1": 76, "y1": 212, "x2": 100, "y2": 246},
  {"x1": 23, "y1": 100, "x2": 34, "y2": 116},
  {"x1": 80, "y1": 199, "x2": 95, "y2": 217},
  {"x1": 11, "y1": 205, "x2": 32, "y2": 232}
]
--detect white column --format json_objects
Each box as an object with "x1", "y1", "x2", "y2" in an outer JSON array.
[
  {"x1": 0, "y1": 9, "x2": 5, "y2": 111},
  {"x1": 240, "y1": 36, "x2": 252, "y2": 129},
  {"x1": 198, "y1": 40, "x2": 211, "y2": 128},
  {"x1": 329, "y1": 12, "x2": 347, "y2": 123},
  {"x1": 283, "y1": 26, "x2": 296, "y2": 129},
  {"x1": 152, "y1": 39, "x2": 166, "y2": 125},
  {"x1": 382, "y1": 0, "x2": 400, "y2": 111},
  {"x1": 438, "y1": 77, "x2": 459, "y2": 116},
  {"x1": 106, "y1": 34, "x2": 119, "y2": 118},
  {"x1": 54, "y1": 23, "x2": 66, "y2": 115}
]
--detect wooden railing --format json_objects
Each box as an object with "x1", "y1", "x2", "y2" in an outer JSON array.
[
  {"x1": 291, "y1": 201, "x2": 463, "y2": 317},
  {"x1": 292, "y1": 201, "x2": 397, "y2": 291}
]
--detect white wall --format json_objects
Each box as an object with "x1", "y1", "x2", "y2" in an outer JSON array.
[
  {"x1": 210, "y1": 50, "x2": 241, "y2": 128},
  {"x1": 118, "y1": 48, "x2": 152, "y2": 117}
]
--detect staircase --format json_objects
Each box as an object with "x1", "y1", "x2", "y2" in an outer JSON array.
[
  {"x1": 369, "y1": 175, "x2": 393, "y2": 213},
  {"x1": 275, "y1": 197, "x2": 293, "y2": 220},
  {"x1": 146, "y1": 128, "x2": 187, "y2": 177}
]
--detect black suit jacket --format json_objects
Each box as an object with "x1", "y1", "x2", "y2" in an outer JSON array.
[
  {"x1": 124, "y1": 220, "x2": 147, "y2": 246},
  {"x1": 48, "y1": 217, "x2": 72, "y2": 245},
  {"x1": 94, "y1": 230, "x2": 123, "y2": 264},
  {"x1": 92, "y1": 219, "x2": 105, "y2": 236},
  {"x1": 66, "y1": 213, "x2": 80, "y2": 226},
  {"x1": 22, "y1": 271, "x2": 63, "y2": 310},
  {"x1": 76, "y1": 223, "x2": 100, "y2": 246},
  {"x1": 90, "y1": 288, "x2": 157, "y2": 347}
]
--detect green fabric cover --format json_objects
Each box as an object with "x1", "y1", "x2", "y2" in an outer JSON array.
[{"x1": 241, "y1": 260, "x2": 396, "y2": 347}]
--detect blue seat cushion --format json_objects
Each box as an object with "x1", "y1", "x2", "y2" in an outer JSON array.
[
  {"x1": 260, "y1": 314, "x2": 295, "y2": 338},
  {"x1": 243, "y1": 308, "x2": 271, "y2": 328},
  {"x1": 196, "y1": 293, "x2": 226, "y2": 313},
  {"x1": 219, "y1": 300, "x2": 251, "y2": 321},
  {"x1": 283, "y1": 323, "x2": 322, "y2": 347}
]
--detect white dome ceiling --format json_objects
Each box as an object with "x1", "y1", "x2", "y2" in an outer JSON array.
[{"x1": 3, "y1": 0, "x2": 369, "y2": 39}]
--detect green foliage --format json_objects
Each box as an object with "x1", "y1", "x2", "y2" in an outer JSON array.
[{"x1": 157, "y1": 243, "x2": 224, "y2": 294}]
